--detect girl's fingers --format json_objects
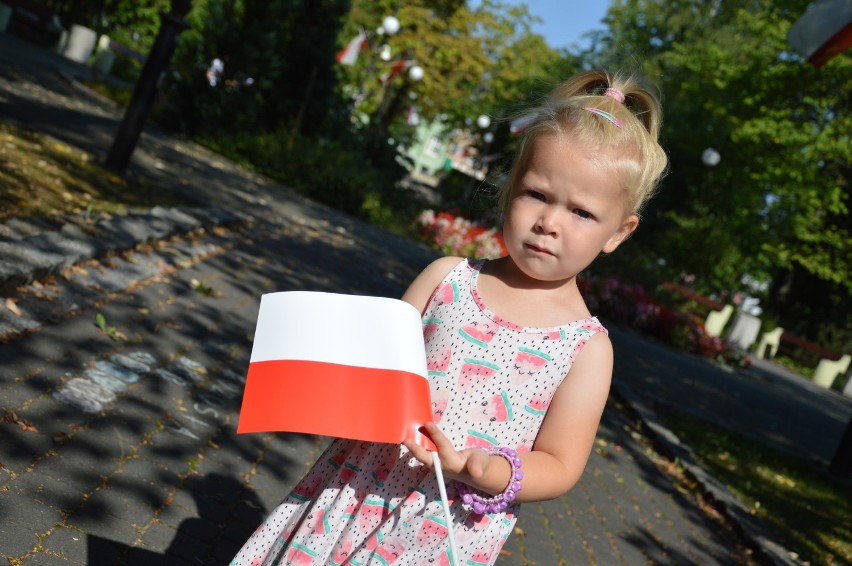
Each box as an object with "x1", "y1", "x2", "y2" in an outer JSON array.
[
  {"x1": 421, "y1": 422, "x2": 469, "y2": 474},
  {"x1": 402, "y1": 439, "x2": 433, "y2": 467},
  {"x1": 421, "y1": 422, "x2": 453, "y2": 451},
  {"x1": 404, "y1": 422, "x2": 461, "y2": 470}
]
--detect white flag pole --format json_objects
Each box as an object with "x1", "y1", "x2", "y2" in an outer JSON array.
[{"x1": 433, "y1": 452, "x2": 459, "y2": 566}]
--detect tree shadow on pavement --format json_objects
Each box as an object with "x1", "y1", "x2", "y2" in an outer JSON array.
[{"x1": 87, "y1": 472, "x2": 265, "y2": 565}]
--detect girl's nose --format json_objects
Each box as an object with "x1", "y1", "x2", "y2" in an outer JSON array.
[{"x1": 535, "y1": 208, "x2": 559, "y2": 234}]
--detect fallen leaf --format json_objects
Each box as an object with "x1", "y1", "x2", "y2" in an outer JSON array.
[
  {"x1": 5, "y1": 298, "x2": 21, "y2": 317},
  {"x1": 1, "y1": 410, "x2": 39, "y2": 433}
]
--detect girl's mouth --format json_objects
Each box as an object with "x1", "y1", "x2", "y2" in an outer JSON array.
[{"x1": 526, "y1": 243, "x2": 554, "y2": 256}]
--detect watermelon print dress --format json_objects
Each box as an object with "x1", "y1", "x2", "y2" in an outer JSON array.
[{"x1": 231, "y1": 258, "x2": 607, "y2": 565}]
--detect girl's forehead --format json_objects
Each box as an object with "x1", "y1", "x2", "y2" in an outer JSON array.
[
  {"x1": 525, "y1": 135, "x2": 595, "y2": 174},
  {"x1": 530, "y1": 132, "x2": 588, "y2": 159},
  {"x1": 520, "y1": 136, "x2": 631, "y2": 203}
]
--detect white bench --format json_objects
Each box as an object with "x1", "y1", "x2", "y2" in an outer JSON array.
[
  {"x1": 756, "y1": 326, "x2": 784, "y2": 359},
  {"x1": 813, "y1": 354, "x2": 851, "y2": 389},
  {"x1": 704, "y1": 304, "x2": 733, "y2": 338}
]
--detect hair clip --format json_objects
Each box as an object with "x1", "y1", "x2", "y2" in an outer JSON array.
[
  {"x1": 604, "y1": 87, "x2": 625, "y2": 103},
  {"x1": 583, "y1": 107, "x2": 623, "y2": 128}
]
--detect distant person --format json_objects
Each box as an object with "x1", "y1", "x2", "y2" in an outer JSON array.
[
  {"x1": 230, "y1": 69, "x2": 668, "y2": 565},
  {"x1": 206, "y1": 57, "x2": 224, "y2": 87}
]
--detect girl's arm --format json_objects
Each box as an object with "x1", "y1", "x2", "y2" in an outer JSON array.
[
  {"x1": 405, "y1": 331, "x2": 613, "y2": 502},
  {"x1": 401, "y1": 256, "x2": 463, "y2": 314}
]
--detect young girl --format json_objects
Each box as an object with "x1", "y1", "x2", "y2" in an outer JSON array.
[{"x1": 232, "y1": 69, "x2": 668, "y2": 565}]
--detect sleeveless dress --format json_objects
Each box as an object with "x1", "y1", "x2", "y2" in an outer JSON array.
[{"x1": 231, "y1": 258, "x2": 607, "y2": 565}]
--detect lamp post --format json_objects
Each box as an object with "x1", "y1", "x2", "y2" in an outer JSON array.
[
  {"x1": 105, "y1": 0, "x2": 192, "y2": 172},
  {"x1": 352, "y1": 15, "x2": 400, "y2": 109},
  {"x1": 476, "y1": 114, "x2": 497, "y2": 178},
  {"x1": 375, "y1": 14, "x2": 400, "y2": 63},
  {"x1": 701, "y1": 147, "x2": 721, "y2": 208},
  {"x1": 373, "y1": 59, "x2": 423, "y2": 130},
  {"x1": 460, "y1": 113, "x2": 495, "y2": 199}
]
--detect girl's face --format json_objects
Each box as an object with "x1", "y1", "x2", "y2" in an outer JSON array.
[{"x1": 502, "y1": 134, "x2": 638, "y2": 283}]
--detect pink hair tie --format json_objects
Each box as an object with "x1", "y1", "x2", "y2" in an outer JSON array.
[{"x1": 604, "y1": 87, "x2": 625, "y2": 104}]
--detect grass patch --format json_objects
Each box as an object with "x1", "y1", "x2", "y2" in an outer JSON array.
[
  {"x1": 81, "y1": 80, "x2": 134, "y2": 108},
  {"x1": 772, "y1": 354, "x2": 817, "y2": 379},
  {"x1": 660, "y1": 409, "x2": 852, "y2": 565},
  {"x1": 0, "y1": 120, "x2": 189, "y2": 222}
]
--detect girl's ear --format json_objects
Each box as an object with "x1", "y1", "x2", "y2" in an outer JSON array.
[{"x1": 603, "y1": 214, "x2": 639, "y2": 253}]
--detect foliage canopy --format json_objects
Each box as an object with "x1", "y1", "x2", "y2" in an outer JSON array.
[
  {"x1": 61, "y1": 0, "x2": 849, "y2": 349},
  {"x1": 587, "y1": 0, "x2": 850, "y2": 346}
]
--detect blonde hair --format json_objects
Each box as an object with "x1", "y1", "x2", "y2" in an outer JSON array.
[{"x1": 498, "y1": 70, "x2": 668, "y2": 216}]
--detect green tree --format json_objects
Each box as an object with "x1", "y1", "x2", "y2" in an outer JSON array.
[
  {"x1": 588, "y1": 0, "x2": 851, "y2": 347},
  {"x1": 162, "y1": 0, "x2": 351, "y2": 137},
  {"x1": 46, "y1": 0, "x2": 169, "y2": 49},
  {"x1": 336, "y1": 1, "x2": 564, "y2": 131}
]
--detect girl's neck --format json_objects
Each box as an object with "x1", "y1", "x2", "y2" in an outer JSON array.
[{"x1": 478, "y1": 257, "x2": 591, "y2": 327}]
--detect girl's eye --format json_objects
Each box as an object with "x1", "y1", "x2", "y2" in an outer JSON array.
[
  {"x1": 525, "y1": 190, "x2": 546, "y2": 201},
  {"x1": 574, "y1": 208, "x2": 593, "y2": 220}
]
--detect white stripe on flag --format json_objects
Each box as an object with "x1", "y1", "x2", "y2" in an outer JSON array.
[
  {"x1": 337, "y1": 29, "x2": 367, "y2": 66},
  {"x1": 249, "y1": 291, "x2": 427, "y2": 378}
]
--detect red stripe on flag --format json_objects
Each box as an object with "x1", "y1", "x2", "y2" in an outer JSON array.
[
  {"x1": 380, "y1": 60, "x2": 409, "y2": 83},
  {"x1": 809, "y1": 23, "x2": 852, "y2": 68},
  {"x1": 237, "y1": 360, "x2": 436, "y2": 450}
]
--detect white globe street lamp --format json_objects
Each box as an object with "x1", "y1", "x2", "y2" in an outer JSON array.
[
  {"x1": 476, "y1": 114, "x2": 491, "y2": 130},
  {"x1": 408, "y1": 65, "x2": 424, "y2": 81},
  {"x1": 702, "y1": 147, "x2": 721, "y2": 167},
  {"x1": 382, "y1": 15, "x2": 400, "y2": 36}
]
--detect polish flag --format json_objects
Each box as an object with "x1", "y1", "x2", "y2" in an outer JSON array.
[
  {"x1": 337, "y1": 28, "x2": 368, "y2": 66},
  {"x1": 787, "y1": 0, "x2": 852, "y2": 68},
  {"x1": 380, "y1": 59, "x2": 413, "y2": 83},
  {"x1": 237, "y1": 291, "x2": 435, "y2": 450}
]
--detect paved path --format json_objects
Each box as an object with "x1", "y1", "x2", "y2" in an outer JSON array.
[
  {"x1": 2, "y1": 30, "x2": 848, "y2": 565},
  {"x1": 610, "y1": 329, "x2": 852, "y2": 467}
]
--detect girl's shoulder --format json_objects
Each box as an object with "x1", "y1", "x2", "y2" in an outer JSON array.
[
  {"x1": 401, "y1": 256, "x2": 466, "y2": 314},
  {"x1": 421, "y1": 256, "x2": 468, "y2": 286}
]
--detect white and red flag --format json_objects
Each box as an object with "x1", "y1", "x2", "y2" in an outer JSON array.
[
  {"x1": 380, "y1": 59, "x2": 414, "y2": 83},
  {"x1": 237, "y1": 291, "x2": 435, "y2": 450},
  {"x1": 337, "y1": 28, "x2": 368, "y2": 66}
]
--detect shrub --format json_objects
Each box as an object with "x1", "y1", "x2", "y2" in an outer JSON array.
[
  {"x1": 414, "y1": 209, "x2": 506, "y2": 259},
  {"x1": 199, "y1": 130, "x2": 417, "y2": 231},
  {"x1": 579, "y1": 274, "x2": 750, "y2": 368}
]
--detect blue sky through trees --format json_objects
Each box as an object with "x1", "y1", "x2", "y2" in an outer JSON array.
[{"x1": 508, "y1": 0, "x2": 609, "y2": 49}]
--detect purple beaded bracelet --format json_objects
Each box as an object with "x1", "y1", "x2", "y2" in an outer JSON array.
[{"x1": 456, "y1": 447, "x2": 524, "y2": 514}]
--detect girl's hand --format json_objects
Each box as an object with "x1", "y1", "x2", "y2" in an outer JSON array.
[{"x1": 403, "y1": 422, "x2": 492, "y2": 485}]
